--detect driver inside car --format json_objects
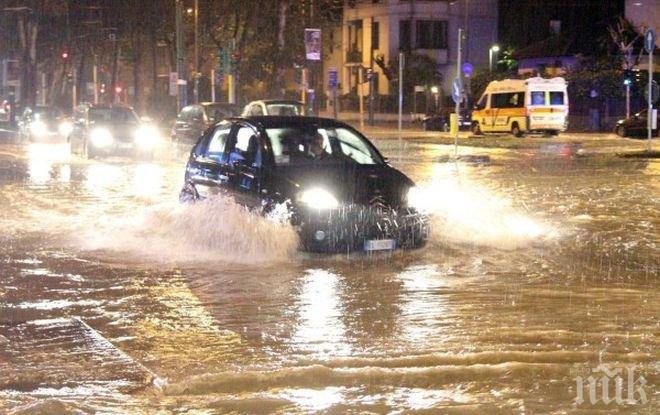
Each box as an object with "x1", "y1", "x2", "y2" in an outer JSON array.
[{"x1": 307, "y1": 132, "x2": 330, "y2": 160}]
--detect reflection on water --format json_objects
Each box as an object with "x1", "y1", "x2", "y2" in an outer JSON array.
[
  {"x1": 291, "y1": 269, "x2": 351, "y2": 357},
  {"x1": 0, "y1": 140, "x2": 657, "y2": 413}
]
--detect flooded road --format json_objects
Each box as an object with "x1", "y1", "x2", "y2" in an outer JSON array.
[{"x1": 0, "y1": 136, "x2": 658, "y2": 413}]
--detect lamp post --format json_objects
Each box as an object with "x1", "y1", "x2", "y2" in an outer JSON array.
[
  {"x1": 193, "y1": 0, "x2": 199, "y2": 103},
  {"x1": 489, "y1": 45, "x2": 500, "y2": 73}
]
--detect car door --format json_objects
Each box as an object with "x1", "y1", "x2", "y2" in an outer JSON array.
[
  {"x1": 187, "y1": 122, "x2": 234, "y2": 199},
  {"x1": 225, "y1": 122, "x2": 264, "y2": 209}
]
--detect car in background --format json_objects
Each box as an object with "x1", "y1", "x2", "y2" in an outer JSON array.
[
  {"x1": 179, "y1": 116, "x2": 429, "y2": 253},
  {"x1": 241, "y1": 100, "x2": 311, "y2": 117},
  {"x1": 615, "y1": 109, "x2": 659, "y2": 138},
  {"x1": 68, "y1": 103, "x2": 160, "y2": 159},
  {"x1": 171, "y1": 102, "x2": 241, "y2": 147},
  {"x1": 0, "y1": 100, "x2": 11, "y2": 123},
  {"x1": 18, "y1": 106, "x2": 72, "y2": 141},
  {"x1": 421, "y1": 108, "x2": 472, "y2": 131}
]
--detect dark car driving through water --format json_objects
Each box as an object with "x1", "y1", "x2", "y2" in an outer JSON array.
[{"x1": 179, "y1": 116, "x2": 429, "y2": 253}]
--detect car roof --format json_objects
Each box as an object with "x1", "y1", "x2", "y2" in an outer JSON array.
[
  {"x1": 201, "y1": 102, "x2": 239, "y2": 107},
  {"x1": 233, "y1": 116, "x2": 352, "y2": 129},
  {"x1": 249, "y1": 99, "x2": 304, "y2": 105}
]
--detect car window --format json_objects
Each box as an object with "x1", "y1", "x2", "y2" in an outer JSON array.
[
  {"x1": 530, "y1": 91, "x2": 545, "y2": 106},
  {"x1": 549, "y1": 91, "x2": 564, "y2": 105},
  {"x1": 178, "y1": 106, "x2": 193, "y2": 121},
  {"x1": 249, "y1": 104, "x2": 264, "y2": 116},
  {"x1": 267, "y1": 127, "x2": 333, "y2": 164},
  {"x1": 475, "y1": 94, "x2": 487, "y2": 110},
  {"x1": 206, "y1": 125, "x2": 232, "y2": 162},
  {"x1": 265, "y1": 104, "x2": 301, "y2": 116},
  {"x1": 229, "y1": 125, "x2": 261, "y2": 166},
  {"x1": 334, "y1": 128, "x2": 381, "y2": 164}
]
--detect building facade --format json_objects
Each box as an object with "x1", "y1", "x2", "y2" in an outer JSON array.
[{"x1": 324, "y1": 0, "x2": 498, "y2": 99}]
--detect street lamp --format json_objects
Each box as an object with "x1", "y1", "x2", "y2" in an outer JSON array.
[{"x1": 489, "y1": 45, "x2": 500, "y2": 73}]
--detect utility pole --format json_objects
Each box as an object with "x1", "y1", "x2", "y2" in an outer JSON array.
[
  {"x1": 193, "y1": 0, "x2": 199, "y2": 103},
  {"x1": 92, "y1": 52, "x2": 98, "y2": 104},
  {"x1": 398, "y1": 51, "x2": 404, "y2": 142},
  {"x1": 454, "y1": 28, "x2": 463, "y2": 158},
  {"x1": 175, "y1": 0, "x2": 187, "y2": 111}
]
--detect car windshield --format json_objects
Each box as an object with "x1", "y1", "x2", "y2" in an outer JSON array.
[
  {"x1": 33, "y1": 108, "x2": 62, "y2": 120},
  {"x1": 265, "y1": 103, "x2": 303, "y2": 116},
  {"x1": 89, "y1": 108, "x2": 140, "y2": 124},
  {"x1": 265, "y1": 126, "x2": 383, "y2": 165}
]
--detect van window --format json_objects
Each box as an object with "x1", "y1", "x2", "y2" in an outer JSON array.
[
  {"x1": 475, "y1": 94, "x2": 487, "y2": 110},
  {"x1": 531, "y1": 91, "x2": 545, "y2": 106},
  {"x1": 510, "y1": 92, "x2": 524, "y2": 108},
  {"x1": 549, "y1": 91, "x2": 564, "y2": 105},
  {"x1": 491, "y1": 93, "x2": 510, "y2": 109}
]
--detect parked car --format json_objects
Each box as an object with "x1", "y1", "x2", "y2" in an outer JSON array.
[
  {"x1": 241, "y1": 100, "x2": 311, "y2": 117},
  {"x1": 68, "y1": 103, "x2": 159, "y2": 159},
  {"x1": 179, "y1": 116, "x2": 429, "y2": 253},
  {"x1": 18, "y1": 106, "x2": 72, "y2": 141},
  {"x1": 422, "y1": 108, "x2": 472, "y2": 131},
  {"x1": 171, "y1": 102, "x2": 241, "y2": 147},
  {"x1": 615, "y1": 109, "x2": 659, "y2": 138}
]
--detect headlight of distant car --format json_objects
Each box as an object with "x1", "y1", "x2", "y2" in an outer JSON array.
[
  {"x1": 298, "y1": 188, "x2": 339, "y2": 210},
  {"x1": 29, "y1": 120, "x2": 48, "y2": 136},
  {"x1": 407, "y1": 186, "x2": 430, "y2": 212},
  {"x1": 58, "y1": 121, "x2": 73, "y2": 137},
  {"x1": 134, "y1": 124, "x2": 160, "y2": 149},
  {"x1": 90, "y1": 128, "x2": 113, "y2": 147}
]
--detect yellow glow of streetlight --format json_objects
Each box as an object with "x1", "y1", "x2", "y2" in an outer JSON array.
[{"x1": 491, "y1": 45, "x2": 500, "y2": 52}]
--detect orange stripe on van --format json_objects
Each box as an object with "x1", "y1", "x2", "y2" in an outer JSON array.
[{"x1": 530, "y1": 107, "x2": 565, "y2": 113}]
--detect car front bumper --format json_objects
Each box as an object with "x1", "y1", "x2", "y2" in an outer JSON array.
[{"x1": 294, "y1": 205, "x2": 430, "y2": 253}]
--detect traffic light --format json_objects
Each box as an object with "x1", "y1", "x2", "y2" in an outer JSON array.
[{"x1": 623, "y1": 69, "x2": 633, "y2": 85}]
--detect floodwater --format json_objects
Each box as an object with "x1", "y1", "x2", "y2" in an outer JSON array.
[{"x1": 0, "y1": 135, "x2": 657, "y2": 414}]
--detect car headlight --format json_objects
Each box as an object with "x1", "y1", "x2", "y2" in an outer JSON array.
[
  {"x1": 58, "y1": 121, "x2": 73, "y2": 137},
  {"x1": 407, "y1": 186, "x2": 429, "y2": 212},
  {"x1": 299, "y1": 188, "x2": 339, "y2": 210},
  {"x1": 30, "y1": 120, "x2": 48, "y2": 136},
  {"x1": 90, "y1": 128, "x2": 113, "y2": 147},
  {"x1": 134, "y1": 124, "x2": 160, "y2": 149}
]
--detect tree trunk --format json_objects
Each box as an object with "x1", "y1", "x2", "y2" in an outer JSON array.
[{"x1": 274, "y1": 0, "x2": 288, "y2": 97}]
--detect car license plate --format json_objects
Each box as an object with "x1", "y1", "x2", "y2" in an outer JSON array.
[{"x1": 364, "y1": 239, "x2": 396, "y2": 251}]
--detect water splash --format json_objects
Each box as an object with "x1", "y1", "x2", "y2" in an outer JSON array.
[
  {"x1": 78, "y1": 196, "x2": 299, "y2": 264},
  {"x1": 416, "y1": 164, "x2": 559, "y2": 249}
]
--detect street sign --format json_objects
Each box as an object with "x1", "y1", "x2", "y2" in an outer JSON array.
[
  {"x1": 328, "y1": 68, "x2": 338, "y2": 88},
  {"x1": 644, "y1": 80, "x2": 659, "y2": 104},
  {"x1": 304, "y1": 28, "x2": 321, "y2": 61},
  {"x1": 452, "y1": 77, "x2": 463, "y2": 104},
  {"x1": 462, "y1": 62, "x2": 474, "y2": 77},
  {"x1": 169, "y1": 72, "x2": 177, "y2": 96},
  {"x1": 644, "y1": 29, "x2": 656, "y2": 54}
]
